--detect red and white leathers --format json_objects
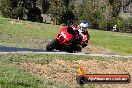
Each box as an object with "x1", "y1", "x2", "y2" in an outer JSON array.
[{"x1": 72, "y1": 25, "x2": 90, "y2": 46}]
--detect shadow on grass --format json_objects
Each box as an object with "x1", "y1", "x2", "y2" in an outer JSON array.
[{"x1": 0, "y1": 46, "x2": 46, "y2": 52}]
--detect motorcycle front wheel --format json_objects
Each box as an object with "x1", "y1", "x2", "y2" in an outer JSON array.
[{"x1": 46, "y1": 39, "x2": 58, "y2": 51}]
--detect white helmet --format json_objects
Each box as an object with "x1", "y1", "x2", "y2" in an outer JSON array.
[{"x1": 80, "y1": 21, "x2": 89, "y2": 31}]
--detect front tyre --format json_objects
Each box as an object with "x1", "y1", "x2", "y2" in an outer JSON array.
[{"x1": 46, "y1": 39, "x2": 58, "y2": 51}]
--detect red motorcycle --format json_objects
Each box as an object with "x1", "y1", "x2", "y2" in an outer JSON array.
[{"x1": 46, "y1": 26, "x2": 89, "y2": 53}]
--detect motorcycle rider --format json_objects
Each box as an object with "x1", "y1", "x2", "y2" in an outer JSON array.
[
  {"x1": 67, "y1": 21, "x2": 90, "y2": 47},
  {"x1": 74, "y1": 21, "x2": 90, "y2": 44},
  {"x1": 67, "y1": 20, "x2": 78, "y2": 36}
]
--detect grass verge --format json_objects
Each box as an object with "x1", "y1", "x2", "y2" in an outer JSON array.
[
  {"x1": 0, "y1": 16, "x2": 132, "y2": 55},
  {"x1": 0, "y1": 53, "x2": 131, "y2": 88},
  {"x1": 89, "y1": 30, "x2": 132, "y2": 55},
  {"x1": 0, "y1": 59, "x2": 68, "y2": 88}
]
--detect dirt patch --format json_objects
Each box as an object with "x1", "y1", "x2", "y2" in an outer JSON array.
[
  {"x1": 20, "y1": 59, "x2": 132, "y2": 88},
  {"x1": 9, "y1": 20, "x2": 23, "y2": 25},
  {"x1": 82, "y1": 46, "x2": 116, "y2": 55}
]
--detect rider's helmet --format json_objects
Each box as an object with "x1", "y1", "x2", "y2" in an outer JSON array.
[{"x1": 79, "y1": 21, "x2": 89, "y2": 31}]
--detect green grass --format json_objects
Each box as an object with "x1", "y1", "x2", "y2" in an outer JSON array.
[
  {"x1": 1, "y1": 53, "x2": 129, "y2": 88},
  {"x1": 89, "y1": 30, "x2": 132, "y2": 55},
  {"x1": 0, "y1": 16, "x2": 132, "y2": 55},
  {"x1": 0, "y1": 54, "x2": 72, "y2": 88},
  {"x1": 0, "y1": 16, "x2": 131, "y2": 88},
  {"x1": 0, "y1": 62, "x2": 67, "y2": 88},
  {"x1": 0, "y1": 53, "x2": 128, "y2": 67},
  {"x1": 0, "y1": 53, "x2": 130, "y2": 88},
  {"x1": 0, "y1": 16, "x2": 59, "y2": 39},
  {"x1": 0, "y1": 53, "x2": 96, "y2": 88},
  {"x1": 0, "y1": 15, "x2": 60, "y2": 48}
]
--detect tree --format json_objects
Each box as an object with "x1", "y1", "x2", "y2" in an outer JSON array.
[
  {"x1": 48, "y1": 0, "x2": 75, "y2": 24},
  {"x1": 0, "y1": 0, "x2": 43, "y2": 22},
  {"x1": 27, "y1": 6, "x2": 43, "y2": 22},
  {"x1": 42, "y1": 0, "x2": 50, "y2": 13},
  {"x1": 77, "y1": 0, "x2": 108, "y2": 29},
  {"x1": 0, "y1": 0, "x2": 13, "y2": 18},
  {"x1": 109, "y1": 0, "x2": 122, "y2": 17},
  {"x1": 10, "y1": 0, "x2": 25, "y2": 19},
  {"x1": 48, "y1": 0, "x2": 66, "y2": 21}
]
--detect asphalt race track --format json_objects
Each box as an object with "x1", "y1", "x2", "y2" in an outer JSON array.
[{"x1": 0, "y1": 46, "x2": 132, "y2": 58}]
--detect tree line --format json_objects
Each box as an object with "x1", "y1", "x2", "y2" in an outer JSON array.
[{"x1": 0, "y1": 0, "x2": 131, "y2": 32}]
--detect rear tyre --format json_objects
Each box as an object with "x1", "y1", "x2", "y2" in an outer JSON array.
[
  {"x1": 65, "y1": 47, "x2": 74, "y2": 53},
  {"x1": 77, "y1": 46, "x2": 82, "y2": 52},
  {"x1": 67, "y1": 49, "x2": 74, "y2": 53},
  {"x1": 46, "y1": 39, "x2": 58, "y2": 51}
]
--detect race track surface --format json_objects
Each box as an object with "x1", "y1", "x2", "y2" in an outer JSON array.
[{"x1": 0, "y1": 46, "x2": 132, "y2": 58}]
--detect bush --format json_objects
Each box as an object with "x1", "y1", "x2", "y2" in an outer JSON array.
[
  {"x1": 27, "y1": 6, "x2": 43, "y2": 22},
  {"x1": 10, "y1": 6, "x2": 24, "y2": 19},
  {"x1": 116, "y1": 18, "x2": 126, "y2": 32},
  {"x1": 107, "y1": 17, "x2": 127, "y2": 32},
  {"x1": 125, "y1": 18, "x2": 132, "y2": 33}
]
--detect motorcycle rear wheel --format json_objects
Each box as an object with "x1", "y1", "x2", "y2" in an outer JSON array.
[{"x1": 76, "y1": 46, "x2": 82, "y2": 52}]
